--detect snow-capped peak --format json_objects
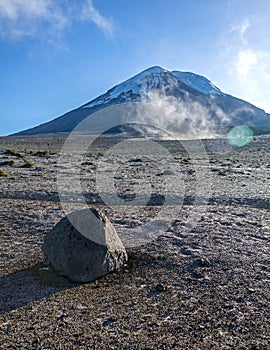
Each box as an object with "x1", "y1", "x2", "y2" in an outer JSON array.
[
  {"x1": 82, "y1": 66, "x2": 225, "y2": 108},
  {"x1": 171, "y1": 71, "x2": 224, "y2": 95},
  {"x1": 108, "y1": 66, "x2": 169, "y2": 99}
]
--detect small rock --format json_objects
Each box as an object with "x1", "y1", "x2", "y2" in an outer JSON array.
[
  {"x1": 191, "y1": 270, "x2": 205, "y2": 279},
  {"x1": 235, "y1": 297, "x2": 246, "y2": 303},
  {"x1": 181, "y1": 247, "x2": 193, "y2": 256},
  {"x1": 187, "y1": 169, "x2": 195, "y2": 175},
  {"x1": 102, "y1": 318, "x2": 116, "y2": 327},
  {"x1": 156, "y1": 283, "x2": 166, "y2": 292},
  {"x1": 56, "y1": 313, "x2": 66, "y2": 321},
  {"x1": 247, "y1": 288, "x2": 255, "y2": 294},
  {"x1": 128, "y1": 158, "x2": 143, "y2": 163},
  {"x1": 42, "y1": 208, "x2": 128, "y2": 282},
  {"x1": 193, "y1": 256, "x2": 212, "y2": 267},
  {"x1": 162, "y1": 169, "x2": 175, "y2": 176}
]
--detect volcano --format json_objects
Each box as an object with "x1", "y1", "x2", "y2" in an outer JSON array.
[{"x1": 15, "y1": 66, "x2": 270, "y2": 136}]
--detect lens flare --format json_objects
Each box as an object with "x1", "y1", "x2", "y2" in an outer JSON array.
[{"x1": 227, "y1": 125, "x2": 253, "y2": 147}]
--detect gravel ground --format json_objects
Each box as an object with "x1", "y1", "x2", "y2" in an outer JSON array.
[{"x1": 0, "y1": 134, "x2": 269, "y2": 349}]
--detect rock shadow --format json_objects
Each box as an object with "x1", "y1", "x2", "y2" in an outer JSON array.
[{"x1": 0, "y1": 263, "x2": 79, "y2": 314}]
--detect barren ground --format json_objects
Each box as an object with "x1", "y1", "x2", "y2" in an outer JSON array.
[{"x1": 0, "y1": 134, "x2": 269, "y2": 349}]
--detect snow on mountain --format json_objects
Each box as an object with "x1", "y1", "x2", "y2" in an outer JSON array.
[
  {"x1": 82, "y1": 66, "x2": 225, "y2": 109},
  {"x1": 82, "y1": 66, "x2": 168, "y2": 108},
  {"x1": 110, "y1": 66, "x2": 168, "y2": 97},
  {"x1": 14, "y1": 66, "x2": 270, "y2": 136},
  {"x1": 171, "y1": 71, "x2": 225, "y2": 96}
]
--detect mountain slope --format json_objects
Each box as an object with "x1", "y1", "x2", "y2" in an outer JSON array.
[{"x1": 15, "y1": 66, "x2": 270, "y2": 136}]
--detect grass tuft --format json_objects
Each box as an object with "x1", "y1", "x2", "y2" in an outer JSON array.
[
  {"x1": 5, "y1": 149, "x2": 23, "y2": 158},
  {"x1": 35, "y1": 150, "x2": 50, "y2": 157},
  {"x1": 21, "y1": 156, "x2": 36, "y2": 169},
  {"x1": 0, "y1": 169, "x2": 10, "y2": 177},
  {"x1": 5, "y1": 148, "x2": 36, "y2": 168}
]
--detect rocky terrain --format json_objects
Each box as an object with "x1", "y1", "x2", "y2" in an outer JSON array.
[{"x1": 0, "y1": 134, "x2": 269, "y2": 349}]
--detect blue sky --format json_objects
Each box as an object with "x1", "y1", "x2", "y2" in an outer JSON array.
[{"x1": 1, "y1": 0, "x2": 270, "y2": 135}]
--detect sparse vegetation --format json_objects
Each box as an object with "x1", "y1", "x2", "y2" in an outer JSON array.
[
  {"x1": 5, "y1": 148, "x2": 23, "y2": 158},
  {"x1": 5, "y1": 148, "x2": 36, "y2": 168},
  {"x1": 0, "y1": 168, "x2": 10, "y2": 177},
  {"x1": 21, "y1": 156, "x2": 36, "y2": 169},
  {"x1": 34, "y1": 150, "x2": 50, "y2": 157}
]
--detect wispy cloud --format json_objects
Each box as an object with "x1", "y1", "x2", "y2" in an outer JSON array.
[
  {"x1": 81, "y1": 0, "x2": 114, "y2": 37},
  {"x1": 230, "y1": 18, "x2": 250, "y2": 44},
  {"x1": 0, "y1": 0, "x2": 67, "y2": 39},
  {"x1": 0, "y1": 0, "x2": 114, "y2": 42}
]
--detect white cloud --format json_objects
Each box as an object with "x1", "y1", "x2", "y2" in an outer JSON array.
[
  {"x1": 221, "y1": 18, "x2": 270, "y2": 113},
  {"x1": 0, "y1": 0, "x2": 67, "y2": 40},
  {"x1": 236, "y1": 49, "x2": 258, "y2": 76},
  {"x1": 0, "y1": 0, "x2": 114, "y2": 41},
  {"x1": 81, "y1": 0, "x2": 114, "y2": 36},
  {"x1": 231, "y1": 18, "x2": 250, "y2": 43},
  {"x1": 234, "y1": 48, "x2": 270, "y2": 112},
  {"x1": 0, "y1": 0, "x2": 50, "y2": 20}
]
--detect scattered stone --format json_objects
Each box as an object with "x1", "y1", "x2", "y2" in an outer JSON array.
[
  {"x1": 34, "y1": 167, "x2": 43, "y2": 172},
  {"x1": 0, "y1": 160, "x2": 15, "y2": 167},
  {"x1": 42, "y1": 208, "x2": 128, "y2": 282},
  {"x1": 128, "y1": 158, "x2": 143, "y2": 163},
  {"x1": 81, "y1": 161, "x2": 95, "y2": 166},
  {"x1": 187, "y1": 169, "x2": 195, "y2": 175},
  {"x1": 102, "y1": 318, "x2": 116, "y2": 327},
  {"x1": 156, "y1": 283, "x2": 166, "y2": 292},
  {"x1": 235, "y1": 297, "x2": 246, "y2": 303},
  {"x1": 191, "y1": 270, "x2": 205, "y2": 279},
  {"x1": 162, "y1": 169, "x2": 175, "y2": 175},
  {"x1": 247, "y1": 288, "x2": 255, "y2": 294},
  {"x1": 181, "y1": 247, "x2": 194, "y2": 256},
  {"x1": 211, "y1": 168, "x2": 220, "y2": 172},
  {"x1": 193, "y1": 256, "x2": 212, "y2": 267}
]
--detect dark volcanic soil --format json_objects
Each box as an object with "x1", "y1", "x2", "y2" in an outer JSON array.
[{"x1": 0, "y1": 134, "x2": 269, "y2": 349}]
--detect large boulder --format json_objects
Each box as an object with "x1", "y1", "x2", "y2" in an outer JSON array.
[{"x1": 42, "y1": 208, "x2": 128, "y2": 282}]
